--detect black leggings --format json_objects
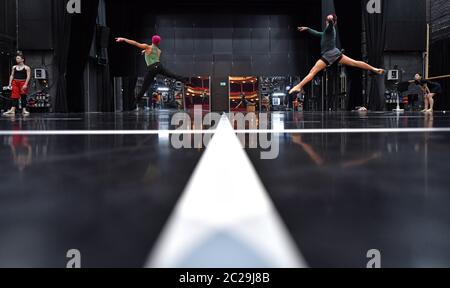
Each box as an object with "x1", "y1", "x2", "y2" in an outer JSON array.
[
  {"x1": 137, "y1": 62, "x2": 186, "y2": 100},
  {"x1": 13, "y1": 95, "x2": 27, "y2": 110}
]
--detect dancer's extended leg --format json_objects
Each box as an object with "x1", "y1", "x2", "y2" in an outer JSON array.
[
  {"x1": 159, "y1": 65, "x2": 188, "y2": 83},
  {"x1": 422, "y1": 95, "x2": 429, "y2": 112},
  {"x1": 426, "y1": 93, "x2": 436, "y2": 112},
  {"x1": 137, "y1": 64, "x2": 159, "y2": 101},
  {"x1": 339, "y1": 55, "x2": 385, "y2": 75}
]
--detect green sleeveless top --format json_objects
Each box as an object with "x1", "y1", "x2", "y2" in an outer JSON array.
[{"x1": 144, "y1": 45, "x2": 160, "y2": 66}]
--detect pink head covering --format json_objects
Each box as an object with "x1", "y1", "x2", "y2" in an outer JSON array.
[{"x1": 152, "y1": 35, "x2": 161, "y2": 45}]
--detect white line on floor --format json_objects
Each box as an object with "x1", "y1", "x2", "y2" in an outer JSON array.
[
  {"x1": 0, "y1": 127, "x2": 450, "y2": 136},
  {"x1": 146, "y1": 115, "x2": 307, "y2": 268}
]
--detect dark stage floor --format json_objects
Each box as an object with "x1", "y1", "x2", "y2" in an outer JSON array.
[{"x1": 0, "y1": 111, "x2": 449, "y2": 268}]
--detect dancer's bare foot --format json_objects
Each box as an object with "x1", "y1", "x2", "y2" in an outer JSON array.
[
  {"x1": 289, "y1": 85, "x2": 301, "y2": 95},
  {"x1": 3, "y1": 108, "x2": 15, "y2": 116}
]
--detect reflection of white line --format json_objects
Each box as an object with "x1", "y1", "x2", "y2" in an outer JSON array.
[
  {"x1": 240, "y1": 128, "x2": 450, "y2": 134},
  {"x1": 0, "y1": 130, "x2": 209, "y2": 136},
  {"x1": 1, "y1": 128, "x2": 450, "y2": 136}
]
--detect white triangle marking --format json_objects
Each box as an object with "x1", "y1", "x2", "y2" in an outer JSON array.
[{"x1": 146, "y1": 115, "x2": 307, "y2": 268}]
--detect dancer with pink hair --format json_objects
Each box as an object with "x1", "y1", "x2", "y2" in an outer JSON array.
[{"x1": 116, "y1": 35, "x2": 189, "y2": 103}]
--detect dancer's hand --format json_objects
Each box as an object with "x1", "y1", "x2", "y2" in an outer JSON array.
[
  {"x1": 115, "y1": 37, "x2": 125, "y2": 43},
  {"x1": 22, "y1": 84, "x2": 28, "y2": 91},
  {"x1": 374, "y1": 68, "x2": 386, "y2": 75},
  {"x1": 327, "y1": 15, "x2": 334, "y2": 22},
  {"x1": 141, "y1": 50, "x2": 146, "y2": 55},
  {"x1": 297, "y1": 27, "x2": 308, "y2": 32}
]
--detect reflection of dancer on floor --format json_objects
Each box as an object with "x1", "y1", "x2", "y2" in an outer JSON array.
[
  {"x1": 10, "y1": 134, "x2": 32, "y2": 171},
  {"x1": 409, "y1": 73, "x2": 442, "y2": 113},
  {"x1": 3, "y1": 53, "x2": 31, "y2": 116},
  {"x1": 289, "y1": 14, "x2": 385, "y2": 95},
  {"x1": 116, "y1": 35, "x2": 188, "y2": 105},
  {"x1": 291, "y1": 134, "x2": 381, "y2": 168},
  {"x1": 424, "y1": 111, "x2": 434, "y2": 129},
  {"x1": 8, "y1": 121, "x2": 32, "y2": 171}
]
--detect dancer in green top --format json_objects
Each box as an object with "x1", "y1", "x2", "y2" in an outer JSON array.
[
  {"x1": 289, "y1": 14, "x2": 385, "y2": 95},
  {"x1": 116, "y1": 35, "x2": 188, "y2": 103}
]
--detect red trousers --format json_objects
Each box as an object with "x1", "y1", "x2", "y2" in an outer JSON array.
[{"x1": 11, "y1": 79, "x2": 28, "y2": 99}]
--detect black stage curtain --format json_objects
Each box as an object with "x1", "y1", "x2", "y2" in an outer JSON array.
[
  {"x1": 430, "y1": 39, "x2": 450, "y2": 111},
  {"x1": 105, "y1": 0, "x2": 138, "y2": 78},
  {"x1": 105, "y1": 0, "x2": 139, "y2": 109},
  {"x1": 66, "y1": 0, "x2": 99, "y2": 112},
  {"x1": 363, "y1": 0, "x2": 387, "y2": 111},
  {"x1": 52, "y1": 0, "x2": 72, "y2": 113},
  {"x1": 334, "y1": 0, "x2": 363, "y2": 110}
]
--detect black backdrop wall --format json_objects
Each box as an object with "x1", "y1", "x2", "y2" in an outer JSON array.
[
  {"x1": 384, "y1": 0, "x2": 427, "y2": 52},
  {"x1": 17, "y1": 0, "x2": 53, "y2": 50},
  {"x1": 136, "y1": 13, "x2": 321, "y2": 77}
]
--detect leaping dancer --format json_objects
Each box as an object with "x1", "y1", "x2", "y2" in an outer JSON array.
[{"x1": 289, "y1": 14, "x2": 385, "y2": 95}]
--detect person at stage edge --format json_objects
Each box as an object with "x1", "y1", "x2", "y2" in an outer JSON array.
[
  {"x1": 410, "y1": 73, "x2": 442, "y2": 113},
  {"x1": 3, "y1": 52, "x2": 31, "y2": 116}
]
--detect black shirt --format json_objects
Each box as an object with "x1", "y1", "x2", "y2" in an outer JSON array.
[
  {"x1": 14, "y1": 67, "x2": 27, "y2": 80},
  {"x1": 415, "y1": 79, "x2": 428, "y2": 87},
  {"x1": 415, "y1": 79, "x2": 440, "y2": 89}
]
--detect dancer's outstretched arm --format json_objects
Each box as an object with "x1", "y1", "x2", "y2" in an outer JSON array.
[
  {"x1": 303, "y1": 27, "x2": 323, "y2": 38},
  {"x1": 299, "y1": 16, "x2": 334, "y2": 38},
  {"x1": 116, "y1": 37, "x2": 150, "y2": 50}
]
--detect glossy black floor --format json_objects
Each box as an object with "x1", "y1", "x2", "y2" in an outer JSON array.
[{"x1": 0, "y1": 111, "x2": 449, "y2": 268}]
